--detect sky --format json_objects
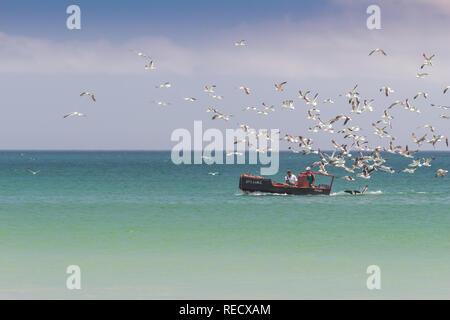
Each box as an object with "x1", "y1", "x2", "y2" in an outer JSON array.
[{"x1": 0, "y1": 0, "x2": 449, "y2": 150}]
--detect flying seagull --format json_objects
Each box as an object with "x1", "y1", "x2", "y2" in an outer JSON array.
[
  {"x1": 274, "y1": 81, "x2": 287, "y2": 91},
  {"x1": 144, "y1": 61, "x2": 156, "y2": 70},
  {"x1": 234, "y1": 40, "x2": 246, "y2": 46},
  {"x1": 344, "y1": 185, "x2": 368, "y2": 195},
  {"x1": 369, "y1": 49, "x2": 387, "y2": 56},
  {"x1": 27, "y1": 168, "x2": 40, "y2": 175},
  {"x1": 64, "y1": 112, "x2": 86, "y2": 118},
  {"x1": 435, "y1": 169, "x2": 448, "y2": 178},
  {"x1": 80, "y1": 91, "x2": 96, "y2": 102}
]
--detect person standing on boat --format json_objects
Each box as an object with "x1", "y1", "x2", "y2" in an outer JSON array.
[
  {"x1": 305, "y1": 167, "x2": 315, "y2": 188},
  {"x1": 285, "y1": 170, "x2": 298, "y2": 185}
]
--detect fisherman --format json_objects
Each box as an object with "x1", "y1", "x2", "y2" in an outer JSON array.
[
  {"x1": 305, "y1": 167, "x2": 315, "y2": 188},
  {"x1": 285, "y1": 170, "x2": 298, "y2": 185}
]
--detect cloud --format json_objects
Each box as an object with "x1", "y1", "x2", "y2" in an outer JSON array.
[{"x1": 1, "y1": 5, "x2": 450, "y2": 84}]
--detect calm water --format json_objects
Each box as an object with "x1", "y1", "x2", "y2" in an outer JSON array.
[{"x1": 0, "y1": 151, "x2": 449, "y2": 299}]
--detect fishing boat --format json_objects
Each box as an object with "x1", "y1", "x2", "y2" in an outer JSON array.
[{"x1": 239, "y1": 171, "x2": 334, "y2": 195}]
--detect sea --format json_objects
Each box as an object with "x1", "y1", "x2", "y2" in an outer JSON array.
[{"x1": 0, "y1": 151, "x2": 449, "y2": 299}]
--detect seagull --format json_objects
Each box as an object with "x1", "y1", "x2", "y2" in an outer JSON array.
[
  {"x1": 281, "y1": 100, "x2": 294, "y2": 110},
  {"x1": 413, "y1": 92, "x2": 428, "y2": 100},
  {"x1": 369, "y1": 48, "x2": 387, "y2": 56},
  {"x1": 435, "y1": 169, "x2": 448, "y2": 178},
  {"x1": 132, "y1": 50, "x2": 151, "y2": 59},
  {"x1": 234, "y1": 40, "x2": 246, "y2": 46},
  {"x1": 421, "y1": 53, "x2": 435, "y2": 69},
  {"x1": 226, "y1": 152, "x2": 243, "y2": 156},
  {"x1": 430, "y1": 104, "x2": 449, "y2": 110},
  {"x1": 144, "y1": 61, "x2": 156, "y2": 70},
  {"x1": 440, "y1": 115, "x2": 449, "y2": 119},
  {"x1": 416, "y1": 72, "x2": 429, "y2": 79},
  {"x1": 184, "y1": 97, "x2": 197, "y2": 102},
  {"x1": 206, "y1": 107, "x2": 218, "y2": 113},
  {"x1": 341, "y1": 176, "x2": 355, "y2": 181},
  {"x1": 380, "y1": 86, "x2": 394, "y2": 96},
  {"x1": 80, "y1": 91, "x2": 96, "y2": 102},
  {"x1": 212, "y1": 113, "x2": 232, "y2": 121},
  {"x1": 27, "y1": 168, "x2": 40, "y2": 175},
  {"x1": 323, "y1": 98, "x2": 335, "y2": 104},
  {"x1": 63, "y1": 112, "x2": 86, "y2": 118},
  {"x1": 239, "y1": 86, "x2": 250, "y2": 95},
  {"x1": 274, "y1": 81, "x2": 287, "y2": 91},
  {"x1": 156, "y1": 82, "x2": 171, "y2": 88},
  {"x1": 208, "y1": 172, "x2": 220, "y2": 176},
  {"x1": 388, "y1": 100, "x2": 403, "y2": 109},
  {"x1": 444, "y1": 86, "x2": 450, "y2": 94},
  {"x1": 298, "y1": 90, "x2": 311, "y2": 101},
  {"x1": 344, "y1": 185, "x2": 368, "y2": 195},
  {"x1": 262, "y1": 103, "x2": 275, "y2": 111},
  {"x1": 420, "y1": 124, "x2": 435, "y2": 132},
  {"x1": 204, "y1": 85, "x2": 216, "y2": 93},
  {"x1": 401, "y1": 168, "x2": 417, "y2": 174},
  {"x1": 153, "y1": 101, "x2": 170, "y2": 106}
]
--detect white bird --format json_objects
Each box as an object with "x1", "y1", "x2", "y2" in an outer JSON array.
[
  {"x1": 226, "y1": 152, "x2": 243, "y2": 156},
  {"x1": 369, "y1": 48, "x2": 387, "y2": 56},
  {"x1": 421, "y1": 53, "x2": 435, "y2": 69},
  {"x1": 274, "y1": 81, "x2": 287, "y2": 91},
  {"x1": 211, "y1": 95, "x2": 223, "y2": 100},
  {"x1": 262, "y1": 103, "x2": 275, "y2": 111},
  {"x1": 208, "y1": 172, "x2": 220, "y2": 176},
  {"x1": 380, "y1": 86, "x2": 394, "y2": 96},
  {"x1": 416, "y1": 72, "x2": 429, "y2": 79},
  {"x1": 444, "y1": 86, "x2": 450, "y2": 94},
  {"x1": 413, "y1": 92, "x2": 428, "y2": 100},
  {"x1": 144, "y1": 61, "x2": 156, "y2": 70},
  {"x1": 402, "y1": 168, "x2": 417, "y2": 174},
  {"x1": 153, "y1": 101, "x2": 170, "y2": 106},
  {"x1": 204, "y1": 85, "x2": 216, "y2": 93},
  {"x1": 281, "y1": 100, "x2": 295, "y2": 110},
  {"x1": 156, "y1": 82, "x2": 171, "y2": 88},
  {"x1": 27, "y1": 168, "x2": 40, "y2": 175},
  {"x1": 80, "y1": 91, "x2": 96, "y2": 102},
  {"x1": 435, "y1": 169, "x2": 448, "y2": 178},
  {"x1": 239, "y1": 86, "x2": 250, "y2": 95},
  {"x1": 388, "y1": 100, "x2": 403, "y2": 109},
  {"x1": 430, "y1": 104, "x2": 449, "y2": 110},
  {"x1": 64, "y1": 112, "x2": 86, "y2": 118},
  {"x1": 184, "y1": 97, "x2": 197, "y2": 102},
  {"x1": 132, "y1": 50, "x2": 151, "y2": 59},
  {"x1": 323, "y1": 98, "x2": 334, "y2": 104},
  {"x1": 234, "y1": 40, "x2": 246, "y2": 46}
]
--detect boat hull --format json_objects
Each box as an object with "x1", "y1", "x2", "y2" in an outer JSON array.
[{"x1": 239, "y1": 174, "x2": 332, "y2": 195}]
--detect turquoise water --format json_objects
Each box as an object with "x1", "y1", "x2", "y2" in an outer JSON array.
[{"x1": 0, "y1": 151, "x2": 449, "y2": 299}]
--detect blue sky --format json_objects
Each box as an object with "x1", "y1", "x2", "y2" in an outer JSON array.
[
  {"x1": 0, "y1": 0, "x2": 449, "y2": 150},
  {"x1": 0, "y1": 0, "x2": 337, "y2": 40}
]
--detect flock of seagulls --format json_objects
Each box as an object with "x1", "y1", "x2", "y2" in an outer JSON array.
[{"x1": 52, "y1": 43, "x2": 449, "y2": 186}]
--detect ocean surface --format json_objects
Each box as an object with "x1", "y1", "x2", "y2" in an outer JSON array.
[{"x1": 0, "y1": 151, "x2": 449, "y2": 299}]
